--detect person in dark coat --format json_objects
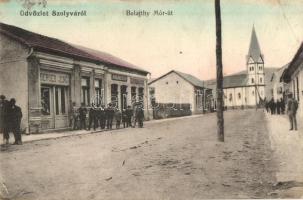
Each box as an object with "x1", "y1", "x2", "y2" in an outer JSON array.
[
  {"x1": 106, "y1": 103, "x2": 115, "y2": 130},
  {"x1": 136, "y1": 107, "x2": 144, "y2": 128},
  {"x1": 88, "y1": 103, "x2": 98, "y2": 131},
  {"x1": 280, "y1": 98, "x2": 285, "y2": 114},
  {"x1": 277, "y1": 99, "x2": 281, "y2": 115},
  {"x1": 115, "y1": 109, "x2": 122, "y2": 129},
  {"x1": 122, "y1": 109, "x2": 127, "y2": 128},
  {"x1": 78, "y1": 103, "x2": 87, "y2": 130},
  {"x1": 99, "y1": 105, "x2": 106, "y2": 129},
  {"x1": 0, "y1": 95, "x2": 9, "y2": 144},
  {"x1": 126, "y1": 106, "x2": 133, "y2": 128},
  {"x1": 7, "y1": 98, "x2": 23, "y2": 145},
  {"x1": 287, "y1": 94, "x2": 298, "y2": 131}
]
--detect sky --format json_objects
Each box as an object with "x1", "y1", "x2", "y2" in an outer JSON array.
[{"x1": 0, "y1": 0, "x2": 303, "y2": 80}]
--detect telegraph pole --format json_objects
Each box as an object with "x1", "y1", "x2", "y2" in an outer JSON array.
[{"x1": 215, "y1": 0, "x2": 224, "y2": 142}]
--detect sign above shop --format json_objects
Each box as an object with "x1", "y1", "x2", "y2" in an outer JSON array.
[
  {"x1": 40, "y1": 72, "x2": 70, "y2": 86},
  {"x1": 112, "y1": 74, "x2": 127, "y2": 82},
  {"x1": 130, "y1": 78, "x2": 145, "y2": 85}
]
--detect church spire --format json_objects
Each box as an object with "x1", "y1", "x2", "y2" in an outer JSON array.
[{"x1": 247, "y1": 26, "x2": 263, "y2": 63}]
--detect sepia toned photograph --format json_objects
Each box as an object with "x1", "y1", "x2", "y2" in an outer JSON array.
[{"x1": 0, "y1": 0, "x2": 303, "y2": 199}]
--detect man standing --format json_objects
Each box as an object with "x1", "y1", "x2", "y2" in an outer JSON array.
[
  {"x1": 126, "y1": 106, "x2": 133, "y2": 128},
  {"x1": 0, "y1": 95, "x2": 9, "y2": 144},
  {"x1": 106, "y1": 103, "x2": 114, "y2": 130},
  {"x1": 114, "y1": 109, "x2": 122, "y2": 129},
  {"x1": 287, "y1": 94, "x2": 298, "y2": 131},
  {"x1": 7, "y1": 98, "x2": 23, "y2": 145},
  {"x1": 78, "y1": 103, "x2": 87, "y2": 130},
  {"x1": 88, "y1": 103, "x2": 98, "y2": 131},
  {"x1": 137, "y1": 106, "x2": 144, "y2": 128}
]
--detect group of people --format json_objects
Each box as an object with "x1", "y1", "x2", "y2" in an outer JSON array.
[
  {"x1": 265, "y1": 95, "x2": 298, "y2": 131},
  {"x1": 71, "y1": 103, "x2": 145, "y2": 131},
  {"x1": 0, "y1": 95, "x2": 23, "y2": 145},
  {"x1": 265, "y1": 98, "x2": 286, "y2": 115}
]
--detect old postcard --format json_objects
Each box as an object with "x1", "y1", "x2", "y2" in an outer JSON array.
[{"x1": 0, "y1": 0, "x2": 303, "y2": 199}]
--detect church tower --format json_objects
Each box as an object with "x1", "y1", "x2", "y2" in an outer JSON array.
[{"x1": 246, "y1": 26, "x2": 265, "y2": 102}]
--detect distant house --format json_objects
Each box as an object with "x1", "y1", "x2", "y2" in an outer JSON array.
[
  {"x1": 269, "y1": 64, "x2": 289, "y2": 102},
  {"x1": 281, "y1": 42, "x2": 303, "y2": 117},
  {"x1": 148, "y1": 70, "x2": 212, "y2": 115}
]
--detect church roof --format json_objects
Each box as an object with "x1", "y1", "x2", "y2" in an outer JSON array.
[
  {"x1": 204, "y1": 74, "x2": 247, "y2": 89},
  {"x1": 247, "y1": 26, "x2": 263, "y2": 63},
  {"x1": 0, "y1": 22, "x2": 149, "y2": 74}
]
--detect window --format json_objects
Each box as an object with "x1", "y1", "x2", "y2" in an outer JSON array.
[
  {"x1": 252, "y1": 90, "x2": 255, "y2": 96},
  {"x1": 238, "y1": 93, "x2": 241, "y2": 99},
  {"x1": 260, "y1": 77, "x2": 263, "y2": 83},
  {"x1": 55, "y1": 86, "x2": 66, "y2": 115},
  {"x1": 252, "y1": 67, "x2": 254, "y2": 71},
  {"x1": 229, "y1": 94, "x2": 233, "y2": 102},
  {"x1": 95, "y1": 79, "x2": 102, "y2": 106},
  {"x1": 131, "y1": 86, "x2": 137, "y2": 103},
  {"x1": 138, "y1": 87, "x2": 144, "y2": 105},
  {"x1": 81, "y1": 77, "x2": 90, "y2": 106},
  {"x1": 111, "y1": 84, "x2": 118, "y2": 106},
  {"x1": 41, "y1": 87, "x2": 50, "y2": 115},
  {"x1": 251, "y1": 78, "x2": 254, "y2": 84}
]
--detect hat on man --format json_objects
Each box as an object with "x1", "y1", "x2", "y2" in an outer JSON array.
[{"x1": 0, "y1": 95, "x2": 5, "y2": 100}]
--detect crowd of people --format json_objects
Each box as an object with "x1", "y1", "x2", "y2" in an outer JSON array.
[
  {"x1": 265, "y1": 95, "x2": 298, "y2": 131},
  {"x1": 70, "y1": 102, "x2": 145, "y2": 131},
  {"x1": 265, "y1": 98, "x2": 286, "y2": 115},
  {"x1": 0, "y1": 95, "x2": 23, "y2": 145}
]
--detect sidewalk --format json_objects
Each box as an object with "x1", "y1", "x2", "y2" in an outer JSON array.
[
  {"x1": 2, "y1": 114, "x2": 205, "y2": 144},
  {"x1": 265, "y1": 112, "x2": 303, "y2": 198}
]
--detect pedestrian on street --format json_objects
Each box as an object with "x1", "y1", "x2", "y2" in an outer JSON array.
[
  {"x1": 126, "y1": 106, "x2": 133, "y2": 128},
  {"x1": 136, "y1": 106, "x2": 144, "y2": 128},
  {"x1": 115, "y1": 109, "x2": 122, "y2": 129},
  {"x1": 122, "y1": 109, "x2": 127, "y2": 128},
  {"x1": 88, "y1": 103, "x2": 98, "y2": 131},
  {"x1": 0, "y1": 95, "x2": 9, "y2": 144},
  {"x1": 78, "y1": 103, "x2": 87, "y2": 130},
  {"x1": 287, "y1": 93, "x2": 298, "y2": 131},
  {"x1": 281, "y1": 98, "x2": 286, "y2": 114},
  {"x1": 7, "y1": 98, "x2": 23, "y2": 145},
  {"x1": 99, "y1": 105, "x2": 106, "y2": 129},
  {"x1": 106, "y1": 103, "x2": 114, "y2": 130},
  {"x1": 277, "y1": 99, "x2": 281, "y2": 115},
  {"x1": 70, "y1": 102, "x2": 79, "y2": 130}
]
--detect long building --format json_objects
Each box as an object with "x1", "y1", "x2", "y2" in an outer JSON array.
[{"x1": 0, "y1": 22, "x2": 150, "y2": 133}]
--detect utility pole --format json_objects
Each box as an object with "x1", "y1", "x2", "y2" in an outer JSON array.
[{"x1": 215, "y1": 0, "x2": 224, "y2": 142}]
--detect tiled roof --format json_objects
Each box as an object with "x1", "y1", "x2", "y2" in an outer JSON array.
[
  {"x1": 205, "y1": 74, "x2": 247, "y2": 89},
  {"x1": 149, "y1": 70, "x2": 206, "y2": 88},
  {"x1": 282, "y1": 42, "x2": 303, "y2": 82},
  {"x1": 174, "y1": 70, "x2": 205, "y2": 88},
  {"x1": 0, "y1": 22, "x2": 148, "y2": 74}
]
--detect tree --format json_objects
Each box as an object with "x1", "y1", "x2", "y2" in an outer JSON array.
[{"x1": 215, "y1": 0, "x2": 224, "y2": 142}]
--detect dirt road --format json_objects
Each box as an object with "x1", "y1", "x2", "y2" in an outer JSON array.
[{"x1": 0, "y1": 110, "x2": 278, "y2": 199}]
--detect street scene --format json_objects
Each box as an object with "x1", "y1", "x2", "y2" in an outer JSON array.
[
  {"x1": 0, "y1": 110, "x2": 303, "y2": 199},
  {"x1": 1, "y1": 0, "x2": 303, "y2": 199}
]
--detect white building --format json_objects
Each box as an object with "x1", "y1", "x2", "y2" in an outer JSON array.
[
  {"x1": 205, "y1": 26, "x2": 266, "y2": 108},
  {"x1": 148, "y1": 70, "x2": 212, "y2": 115}
]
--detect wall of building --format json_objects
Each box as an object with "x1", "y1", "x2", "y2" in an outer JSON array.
[
  {"x1": 149, "y1": 72, "x2": 195, "y2": 110},
  {"x1": 0, "y1": 33, "x2": 29, "y2": 132}
]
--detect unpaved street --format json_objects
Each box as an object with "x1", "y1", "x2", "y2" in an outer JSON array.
[{"x1": 0, "y1": 110, "x2": 282, "y2": 199}]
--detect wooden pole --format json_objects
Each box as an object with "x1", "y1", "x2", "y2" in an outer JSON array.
[{"x1": 215, "y1": 0, "x2": 224, "y2": 142}]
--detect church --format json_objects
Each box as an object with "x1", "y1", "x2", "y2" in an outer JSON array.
[{"x1": 206, "y1": 26, "x2": 266, "y2": 109}]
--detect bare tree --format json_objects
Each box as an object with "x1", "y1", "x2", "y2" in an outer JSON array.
[{"x1": 215, "y1": 0, "x2": 224, "y2": 142}]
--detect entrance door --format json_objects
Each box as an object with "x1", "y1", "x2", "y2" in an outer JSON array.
[
  {"x1": 121, "y1": 85, "x2": 127, "y2": 110},
  {"x1": 54, "y1": 86, "x2": 69, "y2": 129},
  {"x1": 41, "y1": 86, "x2": 55, "y2": 129}
]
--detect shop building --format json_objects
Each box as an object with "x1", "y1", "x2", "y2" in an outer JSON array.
[{"x1": 0, "y1": 22, "x2": 149, "y2": 133}]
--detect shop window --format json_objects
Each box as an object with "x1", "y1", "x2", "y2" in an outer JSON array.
[
  {"x1": 55, "y1": 86, "x2": 66, "y2": 115},
  {"x1": 41, "y1": 87, "x2": 50, "y2": 115},
  {"x1": 138, "y1": 87, "x2": 144, "y2": 106},
  {"x1": 95, "y1": 79, "x2": 102, "y2": 106},
  {"x1": 81, "y1": 77, "x2": 90, "y2": 106},
  {"x1": 111, "y1": 84, "x2": 118, "y2": 106},
  {"x1": 131, "y1": 86, "x2": 137, "y2": 103}
]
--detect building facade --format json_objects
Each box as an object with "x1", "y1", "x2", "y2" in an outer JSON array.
[
  {"x1": 148, "y1": 70, "x2": 212, "y2": 115},
  {"x1": 282, "y1": 42, "x2": 303, "y2": 117},
  {"x1": 0, "y1": 23, "x2": 149, "y2": 133}
]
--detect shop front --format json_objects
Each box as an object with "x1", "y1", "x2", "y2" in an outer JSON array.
[{"x1": 40, "y1": 70, "x2": 70, "y2": 130}]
